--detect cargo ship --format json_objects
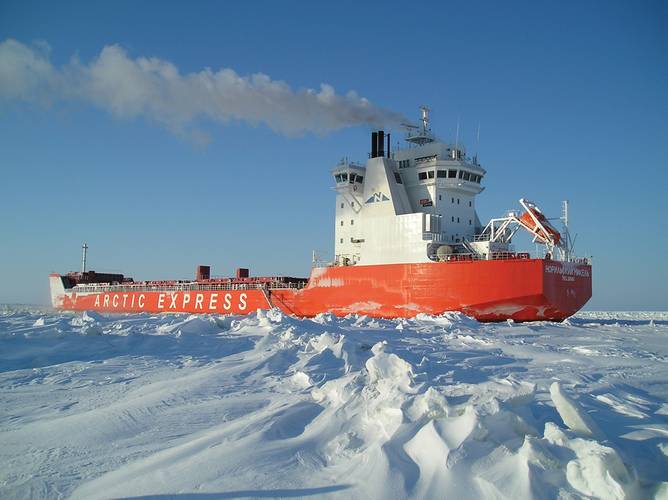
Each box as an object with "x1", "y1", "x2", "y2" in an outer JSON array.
[{"x1": 49, "y1": 108, "x2": 591, "y2": 321}]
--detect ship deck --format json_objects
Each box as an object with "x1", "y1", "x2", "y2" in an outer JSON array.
[{"x1": 70, "y1": 276, "x2": 308, "y2": 294}]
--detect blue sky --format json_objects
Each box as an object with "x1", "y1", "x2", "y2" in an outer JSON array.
[{"x1": 1, "y1": 0, "x2": 666, "y2": 309}]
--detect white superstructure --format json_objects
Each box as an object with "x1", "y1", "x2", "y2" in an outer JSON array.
[
  {"x1": 332, "y1": 107, "x2": 576, "y2": 267},
  {"x1": 333, "y1": 108, "x2": 491, "y2": 266}
]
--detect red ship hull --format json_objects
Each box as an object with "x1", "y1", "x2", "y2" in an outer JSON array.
[{"x1": 50, "y1": 258, "x2": 591, "y2": 322}]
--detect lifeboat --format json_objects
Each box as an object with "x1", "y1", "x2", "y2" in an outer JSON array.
[{"x1": 518, "y1": 199, "x2": 562, "y2": 246}]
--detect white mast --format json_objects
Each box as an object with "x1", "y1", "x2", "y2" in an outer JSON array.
[
  {"x1": 561, "y1": 200, "x2": 570, "y2": 261},
  {"x1": 420, "y1": 105, "x2": 430, "y2": 133},
  {"x1": 81, "y1": 242, "x2": 88, "y2": 273}
]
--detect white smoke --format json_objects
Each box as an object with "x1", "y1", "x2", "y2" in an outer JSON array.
[{"x1": 0, "y1": 39, "x2": 406, "y2": 141}]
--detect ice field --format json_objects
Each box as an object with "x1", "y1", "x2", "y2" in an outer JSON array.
[{"x1": 1, "y1": 306, "x2": 667, "y2": 499}]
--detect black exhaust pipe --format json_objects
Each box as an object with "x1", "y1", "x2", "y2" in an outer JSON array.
[
  {"x1": 387, "y1": 133, "x2": 391, "y2": 158},
  {"x1": 378, "y1": 130, "x2": 385, "y2": 157},
  {"x1": 371, "y1": 131, "x2": 378, "y2": 158}
]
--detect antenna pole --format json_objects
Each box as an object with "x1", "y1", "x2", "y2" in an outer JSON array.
[
  {"x1": 476, "y1": 122, "x2": 481, "y2": 152},
  {"x1": 561, "y1": 200, "x2": 570, "y2": 261},
  {"x1": 81, "y1": 242, "x2": 88, "y2": 273},
  {"x1": 455, "y1": 116, "x2": 460, "y2": 149}
]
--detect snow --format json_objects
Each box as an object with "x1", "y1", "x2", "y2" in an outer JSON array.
[
  {"x1": 550, "y1": 381, "x2": 601, "y2": 438},
  {"x1": 1, "y1": 306, "x2": 667, "y2": 499}
]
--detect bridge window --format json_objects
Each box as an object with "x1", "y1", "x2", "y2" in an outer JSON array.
[
  {"x1": 437, "y1": 170, "x2": 447, "y2": 178},
  {"x1": 394, "y1": 172, "x2": 402, "y2": 184},
  {"x1": 448, "y1": 170, "x2": 457, "y2": 178},
  {"x1": 458, "y1": 171, "x2": 464, "y2": 179},
  {"x1": 428, "y1": 171, "x2": 435, "y2": 179},
  {"x1": 340, "y1": 220, "x2": 344, "y2": 226},
  {"x1": 341, "y1": 173, "x2": 348, "y2": 182},
  {"x1": 356, "y1": 175, "x2": 364, "y2": 183},
  {"x1": 418, "y1": 172, "x2": 427, "y2": 180},
  {"x1": 335, "y1": 174, "x2": 342, "y2": 182},
  {"x1": 463, "y1": 172, "x2": 470, "y2": 181},
  {"x1": 350, "y1": 220, "x2": 354, "y2": 225}
]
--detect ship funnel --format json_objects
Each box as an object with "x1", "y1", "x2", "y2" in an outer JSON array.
[
  {"x1": 371, "y1": 130, "x2": 388, "y2": 158},
  {"x1": 196, "y1": 265, "x2": 210, "y2": 281}
]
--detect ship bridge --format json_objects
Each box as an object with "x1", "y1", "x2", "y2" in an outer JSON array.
[{"x1": 332, "y1": 108, "x2": 490, "y2": 266}]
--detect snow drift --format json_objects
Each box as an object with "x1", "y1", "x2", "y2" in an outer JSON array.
[{"x1": 0, "y1": 306, "x2": 667, "y2": 499}]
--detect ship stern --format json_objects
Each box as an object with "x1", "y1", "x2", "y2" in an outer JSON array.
[{"x1": 541, "y1": 260, "x2": 592, "y2": 320}]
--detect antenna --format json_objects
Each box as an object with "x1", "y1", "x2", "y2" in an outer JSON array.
[
  {"x1": 455, "y1": 116, "x2": 460, "y2": 149},
  {"x1": 81, "y1": 242, "x2": 88, "y2": 273},
  {"x1": 476, "y1": 122, "x2": 481, "y2": 152},
  {"x1": 472, "y1": 122, "x2": 481, "y2": 164}
]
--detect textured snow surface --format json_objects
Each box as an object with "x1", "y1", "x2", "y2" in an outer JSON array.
[{"x1": 1, "y1": 307, "x2": 667, "y2": 499}]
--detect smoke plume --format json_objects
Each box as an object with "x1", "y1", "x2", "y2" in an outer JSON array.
[{"x1": 0, "y1": 39, "x2": 406, "y2": 141}]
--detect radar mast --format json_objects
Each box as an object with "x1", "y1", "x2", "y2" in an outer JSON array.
[{"x1": 404, "y1": 106, "x2": 436, "y2": 145}]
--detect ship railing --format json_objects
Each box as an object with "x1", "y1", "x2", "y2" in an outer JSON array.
[
  {"x1": 423, "y1": 233, "x2": 447, "y2": 242},
  {"x1": 472, "y1": 234, "x2": 491, "y2": 242},
  {"x1": 439, "y1": 252, "x2": 591, "y2": 264},
  {"x1": 71, "y1": 281, "x2": 308, "y2": 294},
  {"x1": 439, "y1": 251, "x2": 532, "y2": 262},
  {"x1": 567, "y1": 256, "x2": 592, "y2": 265}
]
